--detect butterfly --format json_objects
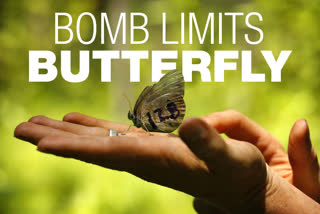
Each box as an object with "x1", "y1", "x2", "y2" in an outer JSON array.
[{"x1": 128, "y1": 70, "x2": 185, "y2": 133}]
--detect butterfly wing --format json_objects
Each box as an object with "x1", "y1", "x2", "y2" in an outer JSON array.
[
  {"x1": 133, "y1": 85, "x2": 153, "y2": 114},
  {"x1": 140, "y1": 94, "x2": 185, "y2": 132},
  {"x1": 133, "y1": 70, "x2": 185, "y2": 132},
  {"x1": 146, "y1": 69, "x2": 184, "y2": 103}
]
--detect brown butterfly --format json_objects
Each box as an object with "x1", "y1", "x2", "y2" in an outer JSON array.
[{"x1": 128, "y1": 70, "x2": 185, "y2": 133}]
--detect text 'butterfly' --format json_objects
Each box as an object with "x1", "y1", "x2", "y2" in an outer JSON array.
[{"x1": 128, "y1": 70, "x2": 185, "y2": 133}]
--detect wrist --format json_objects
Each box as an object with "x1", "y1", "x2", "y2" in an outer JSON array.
[{"x1": 265, "y1": 165, "x2": 320, "y2": 214}]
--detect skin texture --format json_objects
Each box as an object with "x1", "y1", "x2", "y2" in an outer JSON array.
[{"x1": 14, "y1": 110, "x2": 320, "y2": 213}]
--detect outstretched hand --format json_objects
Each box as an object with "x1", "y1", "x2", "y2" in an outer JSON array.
[{"x1": 14, "y1": 110, "x2": 320, "y2": 213}]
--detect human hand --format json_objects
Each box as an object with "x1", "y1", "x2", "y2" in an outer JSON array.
[
  {"x1": 14, "y1": 111, "x2": 320, "y2": 213},
  {"x1": 192, "y1": 110, "x2": 320, "y2": 213}
]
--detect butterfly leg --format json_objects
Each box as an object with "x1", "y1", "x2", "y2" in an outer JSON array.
[
  {"x1": 126, "y1": 125, "x2": 132, "y2": 133},
  {"x1": 118, "y1": 125, "x2": 132, "y2": 136},
  {"x1": 142, "y1": 121, "x2": 153, "y2": 136}
]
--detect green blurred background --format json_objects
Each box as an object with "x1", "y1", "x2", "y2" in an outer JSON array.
[{"x1": 1, "y1": 0, "x2": 320, "y2": 213}]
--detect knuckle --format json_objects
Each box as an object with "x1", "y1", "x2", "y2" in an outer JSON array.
[
  {"x1": 63, "y1": 112, "x2": 78, "y2": 121},
  {"x1": 28, "y1": 115, "x2": 46, "y2": 123},
  {"x1": 224, "y1": 109, "x2": 243, "y2": 123},
  {"x1": 224, "y1": 109, "x2": 242, "y2": 117}
]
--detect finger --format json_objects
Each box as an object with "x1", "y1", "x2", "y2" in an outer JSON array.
[
  {"x1": 37, "y1": 135, "x2": 198, "y2": 169},
  {"x1": 29, "y1": 115, "x2": 108, "y2": 136},
  {"x1": 37, "y1": 135, "x2": 163, "y2": 170},
  {"x1": 288, "y1": 119, "x2": 320, "y2": 201},
  {"x1": 63, "y1": 112, "x2": 144, "y2": 133},
  {"x1": 179, "y1": 117, "x2": 265, "y2": 174},
  {"x1": 203, "y1": 110, "x2": 273, "y2": 144},
  {"x1": 202, "y1": 110, "x2": 286, "y2": 163},
  {"x1": 36, "y1": 134, "x2": 207, "y2": 192},
  {"x1": 14, "y1": 122, "x2": 75, "y2": 145},
  {"x1": 179, "y1": 117, "x2": 229, "y2": 167},
  {"x1": 193, "y1": 198, "x2": 226, "y2": 214}
]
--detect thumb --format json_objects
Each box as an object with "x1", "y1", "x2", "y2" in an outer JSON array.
[
  {"x1": 288, "y1": 119, "x2": 320, "y2": 201},
  {"x1": 179, "y1": 117, "x2": 228, "y2": 167}
]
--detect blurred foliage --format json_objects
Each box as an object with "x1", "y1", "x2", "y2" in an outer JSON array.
[{"x1": 1, "y1": 0, "x2": 320, "y2": 213}]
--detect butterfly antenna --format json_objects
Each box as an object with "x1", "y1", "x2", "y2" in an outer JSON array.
[{"x1": 122, "y1": 93, "x2": 133, "y2": 113}]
